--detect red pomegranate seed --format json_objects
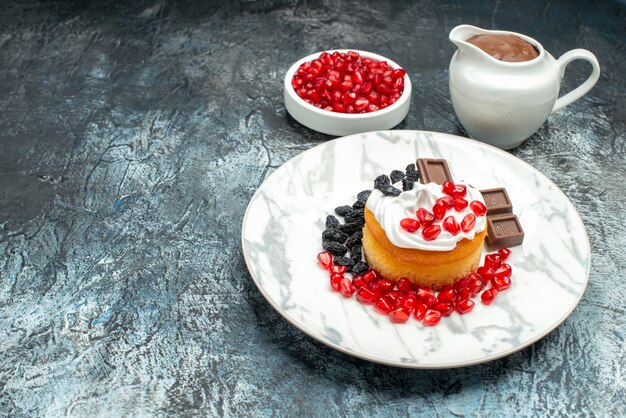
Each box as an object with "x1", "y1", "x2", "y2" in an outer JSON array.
[
  {"x1": 393, "y1": 77, "x2": 404, "y2": 89},
  {"x1": 317, "y1": 252, "x2": 332, "y2": 270},
  {"x1": 498, "y1": 248, "x2": 512, "y2": 260},
  {"x1": 453, "y1": 197, "x2": 468, "y2": 211},
  {"x1": 423, "y1": 310, "x2": 442, "y2": 326},
  {"x1": 476, "y1": 266, "x2": 495, "y2": 281},
  {"x1": 367, "y1": 104, "x2": 379, "y2": 112},
  {"x1": 484, "y1": 253, "x2": 502, "y2": 270},
  {"x1": 470, "y1": 200, "x2": 487, "y2": 216},
  {"x1": 377, "y1": 278, "x2": 394, "y2": 292},
  {"x1": 397, "y1": 278, "x2": 412, "y2": 293},
  {"x1": 443, "y1": 216, "x2": 460, "y2": 235},
  {"x1": 385, "y1": 290, "x2": 400, "y2": 304},
  {"x1": 332, "y1": 102, "x2": 345, "y2": 112},
  {"x1": 330, "y1": 274, "x2": 342, "y2": 292},
  {"x1": 342, "y1": 91, "x2": 357, "y2": 104},
  {"x1": 480, "y1": 287, "x2": 498, "y2": 305},
  {"x1": 455, "y1": 298, "x2": 475, "y2": 314},
  {"x1": 468, "y1": 278, "x2": 485, "y2": 296},
  {"x1": 436, "y1": 196, "x2": 454, "y2": 208},
  {"x1": 389, "y1": 309, "x2": 410, "y2": 323},
  {"x1": 495, "y1": 263, "x2": 512, "y2": 278},
  {"x1": 416, "y1": 208, "x2": 435, "y2": 226},
  {"x1": 461, "y1": 213, "x2": 476, "y2": 232},
  {"x1": 457, "y1": 287, "x2": 471, "y2": 300},
  {"x1": 356, "y1": 287, "x2": 376, "y2": 305},
  {"x1": 433, "y1": 302, "x2": 454, "y2": 317},
  {"x1": 374, "y1": 297, "x2": 393, "y2": 315},
  {"x1": 452, "y1": 184, "x2": 467, "y2": 197},
  {"x1": 392, "y1": 68, "x2": 406, "y2": 78},
  {"x1": 492, "y1": 275, "x2": 511, "y2": 291},
  {"x1": 354, "y1": 98, "x2": 369, "y2": 112},
  {"x1": 438, "y1": 288, "x2": 457, "y2": 303},
  {"x1": 400, "y1": 218, "x2": 420, "y2": 233},
  {"x1": 352, "y1": 276, "x2": 367, "y2": 289},
  {"x1": 422, "y1": 224, "x2": 441, "y2": 241},
  {"x1": 362, "y1": 82, "x2": 373, "y2": 95},
  {"x1": 363, "y1": 270, "x2": 378, "y2": 283},
  {"x1": 369, "y1": 281, "x2": 384, "y2": 298},
  {"x1": 339, "y1": 278, "x2": 355, "y2": 298},
  {"x1": 345, "y1": 105, "x2": 355, "y2": 113},
  {"x1": 400, "y1": 296, "x2": 417, "y2": 311},
  {"x1": 442, "y1": 181, "x2": 455, "y2": 196},
  {"x1": 455, "y1": 276, "x2": 471, "y2": 289},
  {"x1": 432, "y1": 202, "x2": 447, "y2": 221},
  {"x1": 330, "y1": 265, "x2": 347, "y2": 275},
  {"x1": 413, "y1": 302, "x2": 428, "y2": 320}
]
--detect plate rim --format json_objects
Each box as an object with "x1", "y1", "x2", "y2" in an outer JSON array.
[{"x1": 241, "y1": 130, "x2": 591, "y2": 369}]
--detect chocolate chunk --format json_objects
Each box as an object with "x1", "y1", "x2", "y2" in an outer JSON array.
[
  {"x1": 480, "y1": 188, "x2": 513, "y2": 215},
  {"x1": 416, "y1": 158, "x2": 453, "y2": 185},
  {"x1": 486, "y1": 214, "x2": 524, "y2": 249}
]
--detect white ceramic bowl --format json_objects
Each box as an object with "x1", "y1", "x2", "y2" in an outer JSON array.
[{"x1": 284, "y1": 50, "x2": 412, "y2": 136}]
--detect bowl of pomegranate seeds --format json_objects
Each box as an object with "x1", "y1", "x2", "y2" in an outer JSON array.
[{"x1": 284, "y1": 50, "x2": 411, "y2": 136}]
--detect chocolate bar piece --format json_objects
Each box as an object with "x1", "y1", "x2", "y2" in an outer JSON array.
[
  {"x1": 480, "y1": 188, "x2": 513, "y2": 215},
  {"x1": 486, "y1": 214, "x2": 524, "y2": 249},
  {"x1": 416, "y1": 158, "x2": 453, "y2": 185}
]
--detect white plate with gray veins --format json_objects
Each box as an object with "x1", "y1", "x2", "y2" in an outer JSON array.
[{"x1": 241, "y1": 130, "x2": 590, "y2": 368}]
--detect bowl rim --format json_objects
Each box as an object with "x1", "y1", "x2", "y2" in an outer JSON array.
[{"x1": 284, "y1": 49, "x2": 412, "y2": 120}]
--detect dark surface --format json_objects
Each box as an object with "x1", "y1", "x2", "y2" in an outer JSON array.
[{"x1": 1, "y1": 1, "x2": 625, "y2": 416}]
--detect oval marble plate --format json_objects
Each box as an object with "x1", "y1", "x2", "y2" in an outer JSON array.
[{"x1": 241, "y1": 131, "x2": 590, "y2": 368}]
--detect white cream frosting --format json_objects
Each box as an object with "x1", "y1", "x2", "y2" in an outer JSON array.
[{"x1": 366, "y1": 180, "x2": 486, "y2": 251}]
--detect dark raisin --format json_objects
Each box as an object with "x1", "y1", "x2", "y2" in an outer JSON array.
[
  {"x1": 340, "y1": 222, "x2": 363, "y2": 234},
  {"x1": 382, "y1": 185, "x2": 401, "y2": 197},
  {"x1": 390, "y1": 170, "x2": 405, "y2": 184},
  {"x1": 333, "y1": 256, "x2": 354, "y2": 268},
  {"x1": 374, "y1": 174, "x2": 390, "y2": 191},
  {"x1": 322, "y1": 228, "x2": 348, "y2": 242},
  {"x1": 402, "y1": 178, "x2": 414, "y2": 191},
  {"x1": 344, "y1": 210, "x2": 365, "y2": 224},
  {"x1": 322, "y1": 241, "x2": 348, "y2": 256},
  {"x1": 344, "y1": 231, "x2": 363, "y2": 248},
  {"x1": 352, "y1": 261, "x2": 369, "y2": 276},
  {"x1": 357, "y1": 190, "x2": 372, "y2": 203},
  {"x1": 350, "y1": 245, "x2": 362, "y2": 262},
  {"x1": 334, "y1": 205, "x2": 352, "y2": 217},
  {"x1": 325, "y1": 215, "x2": 341, "y2": 229},
  {"x1": 352, "y1": 200, "x2": 365, "y2": 210},
  {"x1": 406, "y1": 163, "x2": 420, "y2": 181}
]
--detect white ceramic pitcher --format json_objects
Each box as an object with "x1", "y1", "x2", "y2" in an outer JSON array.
[{"x1": 449, "y1": 25, "x2": 600, "y2": 149}]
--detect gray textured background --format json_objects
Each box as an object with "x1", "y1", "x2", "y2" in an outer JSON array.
[{"x1": 0, "y1": 0, "x2": 624, "y2": 416}]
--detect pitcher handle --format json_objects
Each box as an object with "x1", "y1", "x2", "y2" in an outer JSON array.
[{"x1": 551, "y1": 49, "x2": 600, "y2": 113}]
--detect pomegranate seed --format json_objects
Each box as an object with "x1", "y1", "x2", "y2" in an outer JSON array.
[
  {"x1": 498, "y1": 248, "x2": 512, "y2": 260},
  {"x1": 339, "y1": 278, "x2": 355, "y2": 298},
  {"x1": 354, "y1": 98, "x2": 369, "y2": 112},
  {"x1": 432, "y1": 202, "x2": 447, "y2": 221},
  {"x1": 436, "y1": 196, "x2": 454, "y2": 208},
  {"x1": 484, "y1": 253, "x2": 502, "y2": 270},
  {"x1": 443, "y1": 216, "x2": 460, "y2": 235},
  {"x1": 457, "y1": 287, "x2": 471, "y2": 300},
  {"x1": 453, "y1": 197, "x2": 468, "y2": 211},
  {"x1": 345, "y1": 105, "x2": 355, "y2": 113},
  {"x1": 356, "y1": 287, "x2": 376, "y2": 305},
  {"x1": 389, "y1": 309, "x2": 410, "y2": 323},
  {"x1": 452, "y1": 184, "x2": 467, "y2": 197},
  {"x1": 352, "y1": 276, "x2": 367, "y2": 289},
  {"x1": 342, "y1": 92, "x2": 357, "y2": 104},
  {"x1": 433, "y1": 302, "x2": 454, "y2": 317},
  {"x1": 468, "y1": 278, "x2": 485, "y2": 296},
  {"x1": 332, "y1": 102, "x2": 345, "y2": 112},
  {"x1": 423, "y1": 310, "x2": 442, "y2": 326},
  {"x1": 476, "y1": 266, "x2": 495, "y2": 281},
  {"x1": 470, "y1": 200, "x2": 487, "y2": 216},
  {"x1": 330, "y1": 274, "x2": 342, "y2": 292},
  {"x1": 363, "y1": 270, "x2": 378, "y2": 283},
  {"x1": 400, "y1": 218, "x2": 420, "y2": 233},
  {"x1": 362, "y1": 82, "x2": 373, "y2": 95},
  {"x1": 492, "y1": 275, "x2": 511, "y2": 291},
  {"x1": 370, "y1": 281, "x2": 384, "y2": 298},
  {"x1": 455, "y1": 298, "x2": 475, "y2": 314},
  {"x1": 393, "y1": 77, "x2": 404, "y2": 89},
  {"x1": 330, "y1": 265, "x2": 347, "y2": 275},
  {"x1": 317, "y1": 252, "x2": 332, "y2": 270},
  {"x1": 480, "y1": 287, "x2": 498, "y2": 305},
  {"x1": 455, "y1": 276, "x2": 471, "y2": 289},
  {"x1": 442, "y1": 181, "x2": 455, "y2": 196},
  {"x1": 495, "y1": 263, "x2": 512, "y2": 278},
  {"x1": 416, "y1": 287, "x2": 434, "y2": 299},
  {"x1": 423, "y1": 294, "x2": 437, "y2": 308},
  {"x1": 422, "y1": 224, "x2": 441, "y2": 241},
  {"x1": 461, "y1": 213, "x2": 476, "y2": 232},
  {"x1": 397, "y1": 278, "x2": 412, "y2": 293},
  {"x1": 351, "y1": 70, "x2": 364, "y2": 84},
  {"x1": 385, "y1": 290, "x2": 400, "y2": 304},
  {"x1": 400, "y1": 296, "x2": 417, "y2": 312},
  {"x1": 416, "y1": 208, "x2": 435, "y2": 226},
  {"x1": 375, "y1": 278, "x2": 392, "y2": 293},
  {"x1": 367, "y1": 104, "x2": 379, "y2": 112},
  {"x1": 438, "y1": 288, "x2": 457, "y2": 303},
  {"x1": 392, "y1": 68, "x2": 406, "y2": 78},
  {"x1": 374, "y1": 297, "x2": 393, "y2": 315},
  {"x1": 413, "y1": 302, "x2": 428, "y2": 320}
]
